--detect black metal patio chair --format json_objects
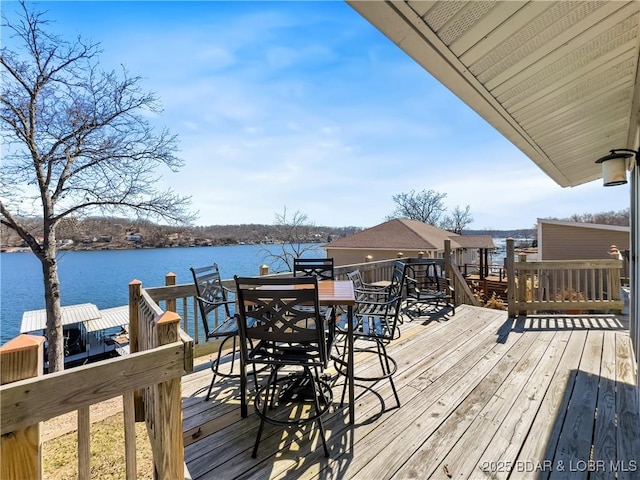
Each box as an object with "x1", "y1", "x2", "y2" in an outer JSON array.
[
  {"x1": 404, "y1": 258, "x2": 455, "y2": 319},
  {"x1": 190, "y1": 263, "x2": 241, "y2": 401},
  {"x1": 336, "y1": 260, "x2": 407, "y2": 410},
  {"x1": 293, "y1": 257, "x2": 335, "y2": 280},
  {"x1": 234, "y1": 275, "x2": 334, "y2": 458}
]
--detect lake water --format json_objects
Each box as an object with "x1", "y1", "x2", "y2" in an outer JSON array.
[
  {"x1": 0, "y1": 239, "x2": 513, "y2": 345},
  {"x1": 0, "y1": 243, "x2": 324, "y2": 344}
]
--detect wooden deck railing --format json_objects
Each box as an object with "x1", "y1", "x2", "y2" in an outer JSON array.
[
  {"x1": 0, "y1": 279, "x2": 194, "y2": 480},
  {"x1": 505, "y1": 238, "x2": 624, "y2": 317}
]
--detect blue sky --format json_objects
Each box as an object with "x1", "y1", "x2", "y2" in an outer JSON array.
[{"x1": 2, "y1": 1, "x2": 630, "y2": 230}]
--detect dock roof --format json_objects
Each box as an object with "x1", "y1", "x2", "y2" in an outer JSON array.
[{"x1": 20, "y1": 303, "x2": 128, "y2": 333}]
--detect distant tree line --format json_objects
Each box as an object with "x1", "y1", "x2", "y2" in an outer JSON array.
[
  {"x1": 548, "y1": 208, "x2": 629, "y2": 226},
  {"x1": 0, "y1": 215, "x2": 362, "y2": 248}
]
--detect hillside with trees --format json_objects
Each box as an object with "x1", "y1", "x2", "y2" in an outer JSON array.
[{"x1": 0, "y1": 216, "x2": 362, "y2": 250}]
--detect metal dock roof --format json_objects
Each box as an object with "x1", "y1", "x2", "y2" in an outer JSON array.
[{"x1": 20, "y1": 303, "x2": 129, "y2": 333}]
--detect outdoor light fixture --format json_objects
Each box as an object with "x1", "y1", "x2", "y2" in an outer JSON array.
[{"x1": 595, "y1": 148, "x2": 639, "y2": 186}]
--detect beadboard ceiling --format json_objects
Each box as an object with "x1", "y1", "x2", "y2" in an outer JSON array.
[{"x1": 348, "y1": 0, "x2": 640, "y2": 187}]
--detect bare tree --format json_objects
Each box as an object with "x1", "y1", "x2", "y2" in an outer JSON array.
[
  {"x1": 0, "y1": 2, "x2": 194, "y2": 371},
  {"x1": 562, "y1": 208, "x2": 630, "y2": 226},
  {"x1": 387, "y1": 189, "x2": 448, "y2": 225},
  {"x1": 441, "y1": 205, "x2": 473, "y2": 234},
  {"x1": 261, "y1": 207, "x2": 318, "y2": 272}
]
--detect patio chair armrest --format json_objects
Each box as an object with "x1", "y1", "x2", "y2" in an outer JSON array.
[
  {"x1": 355, "y1": 296, "x2": 400, "y2": 309},
  {"x1": 197, "y1": 296, "x2": 236, "y2": 309},
  {"x1": 354, "y1": 288, "x2": 388, "y2": 301}
]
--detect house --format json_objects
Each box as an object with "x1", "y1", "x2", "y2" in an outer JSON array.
[
  {"x1": 323, "y1": 218, "x2": 494, "y2": 268},
  {"x1": 538, "y1": 218, "x2": 629, "y2": 261}
]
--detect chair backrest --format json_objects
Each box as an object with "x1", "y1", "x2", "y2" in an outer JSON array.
[
  {"x1": 234, "y1": 276, "x2": 328, "y2": 366},
  {"x1": 190, "y1": 263, "x2": 231, "y2": 336},
  {"x1": 354, "y1": 261, "x2": 406, "y2": 340},
  {"x1": 387, "y1": 260, "x2": 407, "y2": 301},
  {"x1": 293, "y1": 257, "x2": 334, "y2": 280},
  {"x1": 347, "y1": 269, "x2": 365, "y2": 290},
  {"x1": 404, "y1": 258, "x2": 446, "y2": 293}
]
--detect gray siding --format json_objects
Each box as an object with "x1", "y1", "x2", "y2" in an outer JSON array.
[{"x1": 541, "y1": 224, "x2": 629, "y2": 260}]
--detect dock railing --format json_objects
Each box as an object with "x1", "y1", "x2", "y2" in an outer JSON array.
[
  {"x1": 0, "y1": 279, "x2": 194, "y2": 480},
  {"x1": 505, "y1": 238, "x2": 624, "y2": 317}
]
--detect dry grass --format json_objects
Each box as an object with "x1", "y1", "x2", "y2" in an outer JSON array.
[
  {"x1": 43, "y1": 413, "x2": 154, "y2": 479},
  {"x1": 39, "y1": 356, "x2": 212, "y2": 478}
]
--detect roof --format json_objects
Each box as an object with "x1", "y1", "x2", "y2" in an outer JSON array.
[
  {"x1": 538, "y1": 218, "x2": 630, "y2": 233},
  {"x1": 325, "y1": 219, "x2": 457, "y2": 250},
  {"x1": 85, "y1": 306, "x2": 129, "y2": 333},
  {"x1": 20, "y1": 303, "x2": 129, "y2": 333},
  {"x1": 348, "y1": 1, "x2": 640, "y2": 188},
  {"x1": 453, "y1": 235, "x2": 496, "y2": 249},
  {"x1": 324, "y1": 218, "x2": 491, "y2": 251}
]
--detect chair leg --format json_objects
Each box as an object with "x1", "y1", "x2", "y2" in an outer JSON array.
[
  {"x1": 309, "y1": 367, "x2": 330, "y2": 457},
  {"x1": 338, "y1": 339, "x2": 349, "y2": 407},
  {"x1": 379, "y1": 341, "x2": 400, "y2": 409},
  {"x1": 206, "y1": 334, "x2": 235, "y2": 401},
  {"x1": 253, "y1": 368, "x2": 277, "y2": 458},
  {"x1": 205, "y1": 374, "x2": 216, "y2": 402}
]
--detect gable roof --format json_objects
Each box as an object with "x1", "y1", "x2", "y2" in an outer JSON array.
[
  {"x1": 325, "y1": 218, "x2": 487, "y2": 252},
  {"x1": 325, "y1": 219, "x2": 455, "y2": 250},
  {"x1": 453, "y1": 235, "x2": 496, "y2": 249},
  {"x1": 538, "y1": 218, "x2": 630, "y2": 233}
]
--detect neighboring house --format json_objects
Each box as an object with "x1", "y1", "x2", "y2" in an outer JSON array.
[
  {"x1": 323, "y1": 218, "x2": 494, "y2": 268},
  {"x1": 538, "y1": 219, "x2": 629, "y2": 261}
]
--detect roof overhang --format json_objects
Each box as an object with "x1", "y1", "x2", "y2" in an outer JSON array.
[{"x1": 348, "y1": 1, "x2": 640, "y2": 187}]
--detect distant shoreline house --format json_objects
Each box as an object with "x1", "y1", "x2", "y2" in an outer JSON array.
[{"x1": 323, "y1": 218, "x2": 494, "y2": 269}]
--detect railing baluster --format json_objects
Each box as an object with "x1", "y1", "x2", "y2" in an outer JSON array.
[
  {"x1": 77, "y1": 406, "x2": 90, "y2": 480},
  {"x1": 123, "y1": 391, "x2": 137, "y2": 480}
]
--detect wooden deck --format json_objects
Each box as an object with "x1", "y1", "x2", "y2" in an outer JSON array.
[{"x1": 181, "y1": 305, "x2": 640, "y2": 479}]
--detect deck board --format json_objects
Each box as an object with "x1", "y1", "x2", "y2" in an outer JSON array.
[{"x1": 181, "y1": 306, "x2": 639, "y2": 480}]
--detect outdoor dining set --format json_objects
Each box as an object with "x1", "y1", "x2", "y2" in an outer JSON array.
[{"x1": 189, "y1": 256, "x2": 455, "y2": 458}]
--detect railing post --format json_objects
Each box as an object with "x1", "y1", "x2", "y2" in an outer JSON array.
[
  {"x1": 506, "y1": 238, "x2": 517, "y2": 318},
  {"x1": 152, "y1": 311, "x2": 183, "y2": 480},
  {"x1": 444, "y1": 240, "x2": 452, "y2": 280},
  {"x1": 128, "y1": 280, "x2": 145, "y2": 422},
  {"x1": 364, "y1": 256, "x2": 373, "y2": 284},
  {"x1": 165, "y1": 272, "x2": 177, "y2": 313},
  {"x1": 517, "y1": 253, "x2": 528, "y2": 315},
  {"x1": 1, "y1": 334, "x2": 45, "y2": 480}
]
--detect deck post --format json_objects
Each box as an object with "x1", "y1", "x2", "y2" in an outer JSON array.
[
  {"x1": 0, "y1": 334, "x2": 45, "y2": 480},
  {"x1": 165, "y1": 273, "x2": 177, "y2": 313},
  {"x1": 150, "y1": 311, "x2": 183, "y2": 480},
  {"x1": 506, "y1": 238, "x2": 517, "y2": 318},
  {"x1": 444, "y1": 240, "x2": 452, "y2": 280},
  {"x1": 129, "y1": 280, "x2": 145, "y2": 422}
]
